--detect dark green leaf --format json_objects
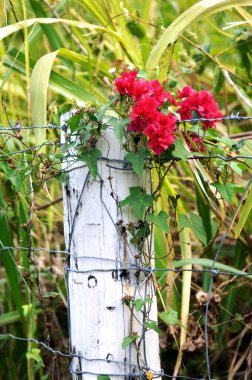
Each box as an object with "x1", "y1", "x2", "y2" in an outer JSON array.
[
  {"x1": 231, "y1": 139, "x2": 245, "y2": 152},
  {"x1": 121, "y1": 333, "x2": 139, "y2": 349},
  {"x1": 79, "y1": 148, "x2": 101, "y2": 179},
  {"x1": 56, "y1": 173, "x2": 67, "y2": 183},
  {"x1": 160, "y1": 308, "x2": 180, "y2": 326},
  {"x1": 178, "y1": 214, "x2": 191, "y2": 229},
  {"x1": 108, "y1": 117, "x2": 130, "y2": 144},
  {"x1": 213, "y1": 66, "x2": 225, "y2": 93},
  {"x1": 145, "y1": 320, "x2": 160, "y2": 334},
  {"x1": 126, "y1": 21, "x2": 145, "y2": 38},
  {"x1": 172, "y1": 140, "x2": 189, "y2": 161},
  {"x1": 178, "y1": 213, "x2": 207, "y2": 246},
  {"x1": 147, "y1": 211, "x2": 169, "y2": 233},
  {"x1": 189, "y1": 212, "x2": 207, "y2": 246},
  {"x1": 68, "y1": 114, "x2": 81, "y2": 132},
  {"x1": 96, "y1": 96, "x2": 118, "y2": 122},
  {"x1": 211, "y1": 182, "x2": 242, "y2": 203},
  {"x1": 97, "y1": 376, "x2": 110, "y2": 380},
  {"x1": 133, "y1": 297, "x2": 153, "y2": 312},
  {"x1": 130, "y1": 225, "x2": 150, "y2": 244},
  {"x1": 119, "y1": 187, "x2": 152, "y2": 220},
  {"x1": 124, "y1": 148, "x2": 148, "y2": 175}
]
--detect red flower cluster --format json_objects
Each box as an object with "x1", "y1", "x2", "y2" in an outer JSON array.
[
  {"x1": 176, "y1": 86, "x2": 222, "y2": 152},
  {"x1": 114, "y1": 71, "x2": 222, "y2": 155},
  {"x1": 114, "y1": 71, "x2": 177, "y2": 154},
  {"x1": 177, "y1": 86, "x2": 222, "y2": 129}
]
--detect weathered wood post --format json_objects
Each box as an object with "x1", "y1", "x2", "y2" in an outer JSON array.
[{"x1": 61, "y1": 112, "x2": 160, "y2": 379}]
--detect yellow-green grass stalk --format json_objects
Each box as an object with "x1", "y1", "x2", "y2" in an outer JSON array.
[
  {"x1": 164, "y1": 177, "x2": 192, "y2": 377},
  {"x1": 146, "y1": 0, "x2": 252, "y2": 81}
]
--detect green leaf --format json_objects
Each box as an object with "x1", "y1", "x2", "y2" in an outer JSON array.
[
  {"x1": 97, "y1": 376, "x2": 110, "y2": 380},
  {"x1": 189, "y1": 212, "x2": 207, "y2": 246},
  {"x1": 22, "y1": 304, "x2": 33, "y2": 318},
  {"x1": 26, "y1": 349, "x2": 44, "y2": 367},
  {"x1": 172, "y1": 258, "x2": 252, "y2": 278},
  {"x1": 172, "y1": 139, "x2": 189, "y2": 161},
  {"x1": 124, "y1": 147, "x2": 148, "y2": 175},
  {"x1": 68, "y1": 113, "x2": 82, "y2": 133},
  {"x1": 178, "y1": 213, "x2": 207, "y2": 246},
  {"x1": 97, "y1": 96, "x2": 118, "y2": 122},
  {"x1": 133, "y1": 297, "x2": 153, "y2": 312},
  {"x1": 145, "y1": 320, "x2": 160, "y2": 334},
  {"x1": 231, "y1": 139, "x2": 245, "y2": 152},
  {"x1": 211, "y1": 182, "x2": 242, "y2": 203},
  {"x1": 160, "y1": 307, "x2": 180, "y2": 326},
  {"x1": 121, "y1": 333, "x2": 139, "y2": 349},
  {"x1": 126, "y1": 20, "x2": 145, "y2": 38},
  {"x1": 108, "y1": 117, "x2": 130, "y2": 144},
  {"x1": 80, "y1": 148, "x2": 101, "y2": 179},
  {"x1": 230, "y1": 162, "x2": 243, "y2": 176},
  {"x1": 235, "y1": 187, "x2": 252, "y2": 238},
  {"x1": 147, "y1": 211, "x2": 169, "y2": 233},
  {"x1": 119, "y1": 187, "x2": 152, "y2": 220},
  {"x1": 213, "y1": 66, "x2": 225, "y2": 93},
  {"x1": 178, "y1": 214, "x2": 191, "y2": 229}
]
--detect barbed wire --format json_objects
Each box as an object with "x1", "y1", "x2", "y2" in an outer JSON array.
[
  {"x1": 1, "y1": 245, "x2": 252, "y2": 278},
  {"x1": 0, "y1": 113, "x2": 251, "y2": 131}
]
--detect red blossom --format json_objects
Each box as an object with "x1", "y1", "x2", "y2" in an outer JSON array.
[
  {"x1": 114, "y1": 70, "x2": 138, "y2": 95},
  {"x1": 128, "y1": 96, "x2": 160, "y2": 132},
  {"x1": 113, "y1": 71, "x2": 221, "y2": 156},
  {"x1": 144, "y1": 113, "x2": 177, "y2": 155},
  {"x1": 114, "y1": 70, "x2": 176, "y2": 105},
  {"x1": 177, "y1": 86, "x2": 197, "y2": 99},
  {"x1": 177, "y1": 86, "x2": 222, "y2": 129},
  {"x1": 129, "y1": 78, "x2": 150, "y2": 101}
]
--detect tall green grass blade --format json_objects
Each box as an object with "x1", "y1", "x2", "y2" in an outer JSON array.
[
  {"x1": 4, "y1": 49, "x2": 107, "y2": 117},
  {"x1": 30, "y1": 48, "x2": 109, "y2": 136},
  {"x1": 172, "y1": 257, "x2": 251, "y2": 277},
  {"x1": 218, "y1": 240, "x2": 247, "y2": 344},
  {"x1": 30, "y1": 50, "x2": 58, "y2": 141},
  {"x1": 17, "y1": 195, "x2": 30, "y2": 272},
  {"x1": 29, "y1": 0, "x2": 65, "y2": 51},
  {"x1": 76, "y1": 0, "x2": 110, "y2": 26},
  {"x1": 164, "y1": 177, "x2": 192, "y2": 376},
  {"x1": 196, "y1": 186, "x2": 213, "y2": 290},
  {"x1": 0, "y1": 225, "x2": 24, "y2": 322},
  {"x1": 146, "y1": 0, "x2": 252, "y2": 76},
  {"x1": 0, "y1": 18, "x2": 121, "y2": 40},
  {"x1": 234, "y1": 185, "x2": 252, "y2": 238}
]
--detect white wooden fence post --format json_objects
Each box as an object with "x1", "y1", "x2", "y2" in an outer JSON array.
[{"x1": 61, "y1": 112, "x2": 161, "y2": 379}]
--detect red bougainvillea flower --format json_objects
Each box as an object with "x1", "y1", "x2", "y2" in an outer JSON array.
[
  {"x1": 144, "y1": 113, "x2": 177, "y2": 155},
  {"x1": 113, "y1": 70, "x2": 178, "y2": 154},
  {"x1": 137, "y1": 79, "x2": 177, "y2": 106},
  {"x1": 114, "y1": 70, "x2": 138, "y2": 96},
  {"x1": 114, "y1": 70, "x2": 176, "y2": 105},
  {"x1": 177, "y1": 86, "x2": 222, "y2": 129},
  {"x1": 128, "y1": 96, "x2": 160, "y2": 132}
]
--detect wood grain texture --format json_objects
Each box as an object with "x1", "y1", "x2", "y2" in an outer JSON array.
[{"x1": 61, "y1": 113, "x2": 160, "y2": 379}]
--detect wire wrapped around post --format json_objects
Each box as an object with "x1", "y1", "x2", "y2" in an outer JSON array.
[{"x1": 61, "y1": 112, "x2": 161, "y2": 379}]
